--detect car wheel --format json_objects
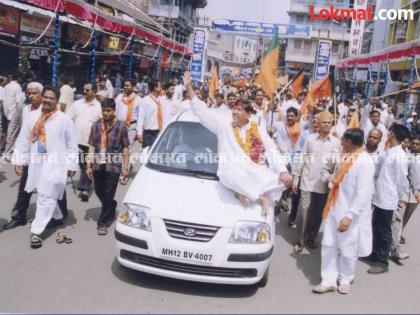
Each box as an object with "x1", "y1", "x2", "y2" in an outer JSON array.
[{"x1": 258, "y1": 267, "x2": 269, "y2": 287}]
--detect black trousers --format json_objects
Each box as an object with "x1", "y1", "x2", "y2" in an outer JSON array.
[
  {"x1": 142, "y1": 129, "x2": 159, "y2": 148},
  {"x1": 93, "y1": 169, "x2": 119, "y2": 227},
  {"x1": 287, "y1": 190, "x2": 301, "y2": 224},
  {"x1": 11, "y1": 165, "x2": 68, "y2": 222},
  {"x1": 372, "y1": 206, "x2": 394, "y2": 268},
  {"x1": 78, "y1": 145, "x2": 92, "y2": 192}
]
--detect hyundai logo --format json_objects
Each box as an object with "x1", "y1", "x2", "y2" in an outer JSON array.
[{"x1": 184, "y1": 228, "x2": 197, "y2": 237}]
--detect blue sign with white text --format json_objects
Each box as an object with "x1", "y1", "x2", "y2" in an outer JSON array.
[
  {"x1": 315, "y1": 40, "x2": 332, "y2": 81},
  {"x1": 211, "y1": 20, "x2": 311, "y2": 38},
  {"x1": 190, "y1": 28, "x2": 208, "y2": 82}
]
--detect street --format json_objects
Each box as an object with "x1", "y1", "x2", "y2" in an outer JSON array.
[{"x1": 0, "y1": 162, "x2": 419, "y2": 314}]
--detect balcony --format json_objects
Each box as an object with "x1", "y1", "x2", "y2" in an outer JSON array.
[
  {"x1": 311, "y1": 26, "x2": 351, "y2": 41},
  {"x1": 289, "y1": 0, "x2": 349, "y2": 15},
  {"x1": 148, "y1": 4, "x2": 180, "y2": 19}
]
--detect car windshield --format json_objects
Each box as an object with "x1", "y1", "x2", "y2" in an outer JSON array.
[{"x1": 147, "y1": 122, "x2": 219, "y2": 179}]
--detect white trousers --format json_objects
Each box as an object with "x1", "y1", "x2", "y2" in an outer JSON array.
[
  {"x1": 30, "y1": 193, "x2": 63, "y2": 235},
  {"x1": 321, "y1": 245, "x2": 357, "y2": 287}
]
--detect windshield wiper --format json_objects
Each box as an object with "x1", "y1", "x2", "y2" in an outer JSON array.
[{"x1": 150, "y1": 165, "x2": 218, "y2": 180}]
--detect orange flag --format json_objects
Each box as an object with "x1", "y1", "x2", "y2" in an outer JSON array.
[
  {"x1": 209, "y1": 66, "x2": 218, "y2": 98},
  {"x1": 348, "y1": 111, "x2": 360, "y2": 128},
  {"x1": 307, "y1": 73, "x2": 333, "y2": 109},
  {"x1": 290, "y1": 69, "x2": 304, "y2": 98},
  {"x1": 255, "y1": 29, "x2": 279, "y2": 100}
]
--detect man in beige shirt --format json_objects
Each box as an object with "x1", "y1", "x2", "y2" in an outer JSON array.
[
  {"x1": 292, "y1": 111, "x2": 340, "y2": 252},
  {"x1": 59, "y1": 76, "x2": 74, "y2": 112}
]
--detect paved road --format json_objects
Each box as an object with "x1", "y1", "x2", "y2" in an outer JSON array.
[{"x1": 0, "y1": 162, "x2": 419, "y2": 314}]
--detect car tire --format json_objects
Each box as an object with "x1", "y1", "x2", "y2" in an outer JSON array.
[{"x1": 258, "y1": 267, "x2": 269, "y2": 287}]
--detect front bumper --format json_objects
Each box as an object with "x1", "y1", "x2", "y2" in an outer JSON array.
[{"x1": 115, "y1": 221, "x2": 273, "y2": 285}]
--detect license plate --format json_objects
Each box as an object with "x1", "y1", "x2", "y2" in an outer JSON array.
[{"x1": 161, "y1": 247, "x2": 213, "y2": 264}]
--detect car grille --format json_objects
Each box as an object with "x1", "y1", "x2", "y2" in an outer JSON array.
[
  {"x1": 163, "y1": 219, "x2": 220, "y2": 242},
  {"x1": 120, "y1": 250, "x2": 257, "y2": 278}
]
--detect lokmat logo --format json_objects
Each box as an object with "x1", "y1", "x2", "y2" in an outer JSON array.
[{"x1": 309, "y1": 5, "x2": 414, "y2": 21}]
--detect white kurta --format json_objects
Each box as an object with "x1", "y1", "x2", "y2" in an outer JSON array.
[
  {"x1": 12, "y1": 110, "x2": 78, "y2": 199},
  {"x1": 322, "y1": 152, "x2": 375, "y2": 257},
  {"x1": 190, "y1": 97, "x2": 288, "y2": 201}
]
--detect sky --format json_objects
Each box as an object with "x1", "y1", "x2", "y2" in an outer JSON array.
[{"x1": 199, "y1": 0, "x2": 291, "y2": 24}]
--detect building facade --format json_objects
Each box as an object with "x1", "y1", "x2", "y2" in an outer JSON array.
[
  {"x1": 146, "y1": 0, "x2": 207, "y2": 44},
  {"x1": 285, "y1": 0, "x2": 351, "y2": 79}
]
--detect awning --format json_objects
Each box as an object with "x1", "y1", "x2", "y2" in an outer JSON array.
[
  {"x1": 65, "y1": 0, "x2": 189, "y2": 54},
  {"x1": 18, "y1": 0, "x2": 190, "y2": 55},
  {"x1": 98, "y1": 0, "x2": 168, "y2": 35},
  {"x1": 337, "y1": 39, "x2": 420, "y2": 68}
]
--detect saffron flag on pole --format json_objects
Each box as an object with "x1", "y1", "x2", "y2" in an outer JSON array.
[
  {"x1": 307, "y1": 73, "x2": 334, "y2": 110},
  {"x1": 209, "y1": 66, "x2": 218, "y2": 98},
  {"x1": 255, "y1": 28, "x2": 279, "y2": 100},
  {"x1": 290, "y1": 68, "x2": 305, "y2": 98}
]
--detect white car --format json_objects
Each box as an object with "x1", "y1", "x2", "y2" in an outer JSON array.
[{"x1": 115, "y1": 110, "x2": 275, "y2": 286}]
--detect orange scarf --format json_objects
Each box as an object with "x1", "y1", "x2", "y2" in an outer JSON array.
[
  {"x1": 100, "y1": 117, "x2": 118, "y2": 149},
  {"x1": 122, "y1": 93, "x2": 136, "y2": 126},
  {"x1": 286, "y1": 122, "x2": 301, "y2": 145},
  {"x1": 31, "y1": 109, "x2": 58, "y2": 144},
  {"x1": 322, "y1": 147, "x2": 364, "y2": 219},
  {"x1": 149, "y1": 94, "x2": 163, "y2": 131}
]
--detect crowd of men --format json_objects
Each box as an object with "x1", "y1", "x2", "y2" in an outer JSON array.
[{"x1": 0, "y1": 70, "x2": 419, "y2": 295}]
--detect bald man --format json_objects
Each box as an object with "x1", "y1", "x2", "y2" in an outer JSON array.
[
  {"x1": 365, "y1": 128, "x2": 383, "y2": 156},
  {"x1": 292, "y1": 112, "x2": 341, "y2": 252}
]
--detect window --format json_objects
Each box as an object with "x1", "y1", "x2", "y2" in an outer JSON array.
[
  {"x1": 304, "y1": 40, "x2": 312, "y2": 53},
  {"x1": 159, "y1": 0, "x2": 172, "y2": 5},
  {"x1": 294, "y1": 39, "x2": 302, "y2": 50},
  {"x1": 332, "y1": 43, "x2": 340, "y2": 53}
]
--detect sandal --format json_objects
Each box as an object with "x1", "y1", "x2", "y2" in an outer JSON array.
[
  {"x1": 56, "y1": 232, "x2": 73, "y2": 244},
  {"x1": 31, "y1": 234, "x2": 43, "y2": 249},
  {"x1": 97, "y1": 226, "x2": 107, "y2": 236},
  {"x1": 119, "y1": 176, "x2": 129, "y2": 185},
  {"x1": 293, "y1": 242, "x2": 303, "y2": 253}
]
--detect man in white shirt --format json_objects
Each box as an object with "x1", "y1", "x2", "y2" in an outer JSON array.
[
  {"x1": 332, "y1": 108, "x2": 358, "y2": 139},
  {"x1": 173, "y1": 78, "x2": 185, "y2": 102},
  {"x1": 281, "y1": 92, "x2": 304, "y2": 122},
  {"x1": 215, "y1": 93, "x2": 225, "y2": 108},
  {"x1": 3, "y1": 73, "x2": 23, "y2": 134},
  {"x1": 12, "y1": 86, "x2": 78, "y2": 249},
  {"x1": 4, "y1": 82, "x2": 67, "y2": 230},
  {"x1": 365, "y1": 128, "x2": 383, "y2": 156},
  {"x1": 160, "y1": 82, "x2": 180, "y2": 127},
  {"x1": 104, "y1": 75, "x2": 114, "y2": 98},
  {"x1": 313, "y1": 128, "x2": 375, "y2": 294},
  {"x1": 115, "y1": 78, "x2": 142, "y2": 159},
  {"x1": 138, "y1": 80, "x2": 165, "y2": 148},
  {"x1": 367, "y1": 124, "x2": 410, "y2": 274},
  {"x1": 96, "y1": 76, "x2": 113, "y2": 100},
  {"x1": 184, "y1": 71, "x2": 292, "y2": 216},
  {"x1": 67, "y1": 82, "x2": 101, "y2": 202},
  {"x1": 362, "y1": 110, "x2": 388, "y2": 150}
]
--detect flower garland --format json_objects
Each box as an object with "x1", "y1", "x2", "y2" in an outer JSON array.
[{"x1": 233, "y1": 121, "x2": 266, "y2": 164}]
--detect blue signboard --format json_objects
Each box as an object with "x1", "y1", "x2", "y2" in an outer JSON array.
[
  {"x1": 211, "y1": 20, "x2": 311, "y2": 38},
  {"x1": 315, "y1": 40, "x2": 332, "y2": 81},
  {"x1": 190, "y1": 27, "x2": 208, "y2": 82}
]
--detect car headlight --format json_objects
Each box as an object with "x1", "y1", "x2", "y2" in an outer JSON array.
[
  {"x1": 229, "y1": 221, "x2": 270, "y2": 244},
  {"x1": 118, "y1": 203, "x2": 152, "y2": 231}
]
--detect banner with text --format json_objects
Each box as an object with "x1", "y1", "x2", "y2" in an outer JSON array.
[
  {"x1": 190, "y1": 27, "x2": 208, "y2": 82},
  {"x1": 315, "y1": 40, "x2": 332, "y2": 81}
]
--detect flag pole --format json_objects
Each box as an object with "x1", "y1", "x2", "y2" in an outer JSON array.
[{"x1": 276, "y1": 67, "x2": 305, "y2": 98}]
